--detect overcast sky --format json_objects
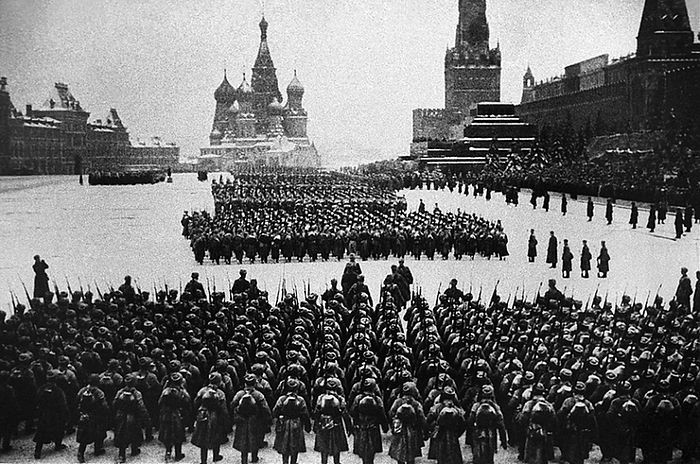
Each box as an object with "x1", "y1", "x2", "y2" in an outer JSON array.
[{"x1": 1, "y1": 0, "x2": 698, "y2": 166}]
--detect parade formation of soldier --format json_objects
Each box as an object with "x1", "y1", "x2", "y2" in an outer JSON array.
[
  {"x1": 4, "y1": 260, "x2": 700, "y2": 464},
  {"x1": 181, "y1": 167, "x2": 508, "y2": 265},
  {"x1": 87, "y1": 170, "x2": 167, "y2": 186}
]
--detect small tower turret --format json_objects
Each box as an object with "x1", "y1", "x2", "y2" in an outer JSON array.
[{"x1": 521, "y1": 66, "x2": 535, "y2": 104}]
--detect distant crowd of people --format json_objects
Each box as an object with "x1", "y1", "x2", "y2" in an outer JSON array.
[
  {"x1": 180, "y1": 167, "x2": 505, "y2": 265},
  {"x1": 397, "y1": 168, "x2": 698, "y2": 241}
]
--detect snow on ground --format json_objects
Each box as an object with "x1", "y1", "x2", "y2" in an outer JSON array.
[{"x1": 1, "y1": 173, "x2": 698, "y2": 313}]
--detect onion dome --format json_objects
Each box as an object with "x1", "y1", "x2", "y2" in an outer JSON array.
[
  {"x1": 268, "y1": 97, "x2": 284, "y2": 115},
  {"x1": 287, "y1": 70, "x2": 304, "y2": 96},
  {"x1": 214, "y1": 70, "x2": 236, "y2": 101},
  {"x1": 228, "y1": 100, "x2": 240, "y2": 114}
]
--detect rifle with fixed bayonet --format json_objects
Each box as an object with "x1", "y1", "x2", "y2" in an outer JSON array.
[
  {"x1": 52, "y1": 279, "x2": 60, "y2": 300},
  {"x1": 491, "y1": 279, "x2": 500, "y2": 304},
  {"x1": 534, "y1": 281, "x2": 543, "y2": 303},
  {"x1": 18, "y1": 275, "x2": 31, "y2": 306},
  {"x1": 10, "y1": 290, "x2": 17, "y2": 313},
  {"x1": 65, "y1": 276, "x2": 73, "y2": 297},
  {"x1": 653, "y1": 284, "x2": 662, "y2": 306}
]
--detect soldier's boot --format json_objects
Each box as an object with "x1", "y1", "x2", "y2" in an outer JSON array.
[
  {"x1": 34, "y1": 443, "x2": 42, "y2": 460},
  {"x1": 165, "y1": 445, "x2": 172, "y2": 462},
  {"x1": 94, "y1": 439, "x2": 105, "y2": 456},
  {"x1": 1, "y1": 432, "x2": 12, "y2": 452},
  {"x1": 174, "y1": 443, "x2": 185, "y2": 461},
  {"x1": 77, "y1": 443, "x2": 87, "y2": 463},
  {"x1": 118, "y1": 447, "x2": 127, "y2": 463},
  {"x1": 213, "y1": 446, "x2": 223, "y2": 462},
  {"x1": 517, "y1": 441, "x2": 525, "y2": 461}
]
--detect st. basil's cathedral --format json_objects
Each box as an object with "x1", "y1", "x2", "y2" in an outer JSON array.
[{"x1": 199, "y1": 17, "x2": 320, "y2": 168}]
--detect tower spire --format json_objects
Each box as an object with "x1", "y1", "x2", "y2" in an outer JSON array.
[
  {"x1": 457, "y1": 0, "x2": 490, "y2": 53},
  {"x1": 637, "y1": 0, "x2": 693, "y2": 57},
  {"x1": 260, "y1": 15, "x2": 268, "y2": 41}
]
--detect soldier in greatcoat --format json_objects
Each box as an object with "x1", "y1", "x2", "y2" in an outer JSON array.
[
  {"x1": 351, "y1": 388, "x2": 388, "y2": 464},
  {"x1": 76, "y1": 374, "x2": 109, "y2": 463},
  {"x1": 388, "y1": 382, "x2": 426, "y2": 464},
  {"x1": 0, "y1": 370, "x2": 18, "y2": 453},
  {"x1": 273, "y1": 378, "x2": 312, "y2": 464},
  {"x1": 468, "y1": 385, "x2": 507, "y2": 464},
  {"x1": 313, "y1": 381, "x2": 353, "y2": 464},
  {"x1": 192, "y1": 372, "x2": 228, "y2": 464},
  {"x1": 427, "y1": 387, "x2": 466, "y2": 464},
  {"x1": 113, "y1": 374, "x2": 151, "y2": 463},
  {"x1": 232, "y1": 374, "x2": 272, "y2": 464},
  {"x1": 158, "y1": 372, "x2": 191, "y2": 462},
  {"x1": 33, "y1": 369, "x2": 69, "y2": 459}
]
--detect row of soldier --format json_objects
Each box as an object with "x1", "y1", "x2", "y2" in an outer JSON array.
[
  {"x1": 4, "y1": 267, "x2": 700, "y2": 464},
  {"x1": 182, "y1": 168, "x2": 504, "y2": 265},
  {"x1": 183, "y1": 214, "x2": 508, "y2": 265},
  {"x1": 87, "y1": 170, "x2": 167, "y2": 186},
  {"x1": 526, "y1": 231, "x2": 611, "y2": 278}
]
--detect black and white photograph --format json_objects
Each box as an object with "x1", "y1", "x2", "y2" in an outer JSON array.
[{"x1": 1, "y1": 1, "x2": 700, "y2": 463}]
